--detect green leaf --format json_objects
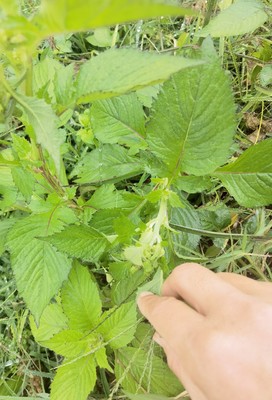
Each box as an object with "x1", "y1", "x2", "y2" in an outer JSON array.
[
  {"x1": 197, "y1": 206, "x2": 231, "y2": 232},
  {"x1": 115, "y1": 347, "x2": 183, "y2": 396},
  {"x1": 86, "y1": 184, "x2": 137, "y2": 211},
  {"x1": 42, "y1": 330, "x2": 90, "y2": 358},
  {"x1": 75, "y1": 48, "x2": 203, "y2": 104},
  {"x1": 126, "y1": 394, "x2": 177, "y2": 400},
  {"x1": 37, "y1": 0, "x2": 197, "y2": 35},
  {"x1": 18, "y1": 95, "x2": 64, "y2": 174},
  {"x1": 30, "y1": 302, "x2": 68, "y2": 342},
  {"x1": 0, "y1": 165, "x2": 18, "y2": 211},
  {"x1": 71, "y1": 144, "x2": 144, "y2": 185},
  {"x1": 32, "y1": 57, "x2": 62, "y2": 101},
  {"x1": 137, "y1": 268, "x2": 163, "y2": 297},
  {"x1": 11, "y1": 167, "x2": 35, "y2": 202},
  {"x1": 91, "y1": 93, "x2": 145, "y2": 147},
  {"x1": 7, "y1": 214, "x2": 72, "y2": 320},
  {"x1": 50, "y1": 355, "x2": 96, "y2": 400},
  {"x1": 98, "y1": 302, "x2": 137, "y2": 349},
  {"x1": 44, "y1": 224, "x2": 109, "y2": 262},
  {"x1": 215, "y1": 139, "x2": 272, "y2": 207},
  {"x1": 260, "y1": 65, "x2": 272, "y2": 87},
  {"x1": 147, "y1": 62, "x2": 236, "y2": 179},
  {"x1": 86, "y1": 27, "x2": 115, "y2": 48},
  {"x1": 0, "y1": 218, "x2": 16, "y2": 256},
  {"x1": 95, "y1": 346, "x2": 113, "y2": 372},
  {"x1": 112, "y1": 270, "x2": 145, "y2": 306},
  {"x1": 170, "y1": 208, "x2": 201, "y2": 257},
  {"x1": 175, "y1": 175, "x2": 212, "y2": 193},
  {"x1": 54, "y1": 63, "x2": 76, "y2": 109},
  {"x1": 61, "y1": 264, "x2": 102, "y2": 331},
  {"x1": 198, "y1": 0, "x2": 268, "y2": 37}
]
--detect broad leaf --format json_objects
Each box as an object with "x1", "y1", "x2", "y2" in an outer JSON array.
[
  {"x1": 7, "y1": 213, "x2": 72, "y2": 320},
  {"x1": 137, "y1": 268, "x2": 163, "y2": 297},
  {"x1": 95, "y1": 346, "x2": 113, "y2": 372},
  {"x1": 50, "y1": 355, "x2": 96, "y2": 400},
  {"x1": 198, "y1": 0, "x2": 268, "y2": 37},
  {"x1": 175, "y1": 175, "x2": 212, "y2": 193},
  {"x1": 215, "y1": 139, "x2": 272, "y2": 207},
  {"x1": 18, "y1": 95, "x2": 64, "y2": 175},
  {"x1": 170, "y1": 208, "x2": 201, "y2": 257},
  {"x1": 42, "y1": 330, "x2": 90, "y2": 358},
  {"x1": 44, "y1": 224, "x2": 109, "y2": 262},
  {"x1": 71, "y1": 144, "x2": 144, "y2": 185},
  {"x1": 61, "y1": 264, "x2": 102, "y2": 331},
  {"x1": 0, "y1": 218, "x2": 16, "y2": 255},
  {"x1": 75, "y1": 48, "x2": 203, "y2": 103},
  {"x1": 147, "y1": 62, "x2": 236, "y2": 179},
  {"x1": 115, "y1": 347, "x2": 183, "y2": 396},
  {"x1": 86, "y1": 184, "x2": 138, "y2": 211},
  {"x1": 37, "y1": 0, "x2": 197, "y2": 35},
  {"x1": 126, "y1": 394, "x2": 177, "y2": 400},
  {"x1": 11, "y1": 167, "x2": 35, "y2": 202},
  {"x1": 91, "y1": 93, "x2": 146, "y2": 147},
  {"x1": 30, "y1": 303, "x2": 68, "y2": 342},
  {"x1": 98, "y1": 302, "x2": 137, "y2": 349},
  {"x1": 111, "y1": 270, "x2": 145, "y2": 306}
]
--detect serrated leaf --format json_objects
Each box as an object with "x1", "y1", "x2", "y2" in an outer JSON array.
[
  {"x1": 37, "y1": 0, "x2": 197, "y2": 37},
  {"x1": 0, "y1": 166, "x2": 18, "y2": 211},
  {"x1": 215, "y1": 138, "x2": 272, "y2": 207},
  {"x1": 175, "y1": 175, "x2": 212, "y2": 193},
  {"x1": 198, "y1": 0, "x2": 268, "y2": 37},
  {"x1": 91, "y1": 93, "x2": 145, "y2": 147},
  {"x1": 11, "y1": 167, "x2": 35, "y2": 202},
  {"x1": 86, "y1": 184, "x2": 136, "y2": 211},
  {"x1": 112, "y1": 270, "x2": 145, "y2": 306},
  {"x1": 0, "y1": 218, "x2": 16, "y2": 256},
  {"x1": 98, "y1": 302, "x2": 137, "y2": 349},
  {"x1": 7, "y1": 213, "x2": 72, "y2": 320},
  {"x1": 95, "y1": 346, "x2": 113, "y2": 372},
  {"x1": 32, "y1": 57, "x2": 61, "y2": 101},
  {"x1": 75, "y1": 48, "x2": 203, "y2": 103},
  {"x1": 260, "y1": 65, "x2": 272, "y2": 87},
  {"x1": 91, "y1": 209, "x2": 123, "y2": 235},
  {"x1": 54, "y1": 63, "x2": 76, "y2": 109},
  {"x1": 50, "y1": 355, "x2": 96, "y2": 400},
  {"x1": 115, "y1": 347, "x2": 183, "y2": 396},
  {"x1": 61, "y1": 264, "x2": 102, "y2": 331},
  {"x1": 137, "y1": 268, "x2": 163, "y2": 297},
  {"x1": 44, "y1": 224, "x2": 109, "y2": 262},
  {"x1": 30, "y1": 303, "x2": 68, "y2": 342},
  {"x1": 170, "y1": 208, "x2": 201, "y2": 257},
  {"x1": 126, "y1": 393, "x2": 176, "y2": 400},
  {"x1": 18, "y1": 95, "x2": 64, "y2": 175},
  {"x1": 42, "y1": 330, "x2": 90, "y2": 358},
  {"x1": 71, "y1": 144, "x2": 144, "y2": 185},
  {"x1": 147, "y1": 62, "x2": 236, "y2": 179},
  {"x1": 197, "y1": 206, "x2": 231, "y2": 232}
]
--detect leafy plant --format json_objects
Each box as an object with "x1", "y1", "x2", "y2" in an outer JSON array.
[{"x1": 1, "y1": 0, "x2": 272, "y2": 399}]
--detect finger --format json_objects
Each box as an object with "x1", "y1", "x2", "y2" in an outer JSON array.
[
  {"x1": 137, "y1": 292, "x2": 203, "y2": 349},
  {"x1": 218, "y1": 272, "x2": 272, "y2": 304},
  {"x1": 153, "y1": 333, "x2": 208, "y2": 400},
  {"x1": 162, "y1": 263, "x2": 242, "y2": 316}
]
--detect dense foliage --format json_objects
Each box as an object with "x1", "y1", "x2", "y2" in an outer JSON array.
[{"x1": 1, "y1": 0, "x2": 272, "y2": 399}]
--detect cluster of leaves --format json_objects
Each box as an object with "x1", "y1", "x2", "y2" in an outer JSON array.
[{"x1": 1, "y1": 0, "x2": 272, "y2": 399}]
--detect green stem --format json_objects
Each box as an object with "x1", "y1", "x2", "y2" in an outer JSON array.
[
  {"x1": 170, "y1": 223, "x2": 270, "y2": 241},
  {"x1": 25, "y1": 57, "x2": 33, "y2": 97}
]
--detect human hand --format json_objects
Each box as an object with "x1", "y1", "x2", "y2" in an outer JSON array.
[{"x1": 137, "y1": 263, "x2": 272, "y2": 400}]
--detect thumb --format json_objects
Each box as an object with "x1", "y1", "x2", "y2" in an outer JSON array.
[{"x1": 137, "y1": 291, "x2": 202, "y2": 348}]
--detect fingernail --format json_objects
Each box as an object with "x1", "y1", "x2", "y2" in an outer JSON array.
[
  {"x1": 138, "y1": 291, "x2": 153, "y2": 299},
  {"x1": 153, "y1": 332, "x2": 165, "y2": 347}
]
